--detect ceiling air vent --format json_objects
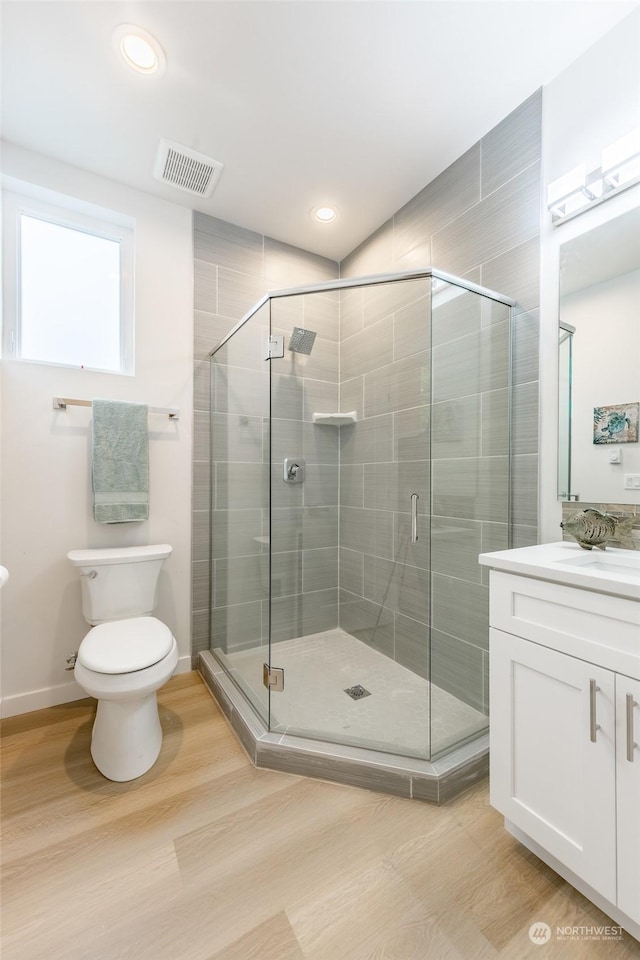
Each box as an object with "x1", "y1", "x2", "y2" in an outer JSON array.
[{"x1": 153, "y1": 139, "x2": 224, "y2": 198}]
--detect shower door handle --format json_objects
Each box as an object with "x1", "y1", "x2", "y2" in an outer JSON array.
[{"x1": 411, "y1": 494, "x2": 419, "y2": 543}]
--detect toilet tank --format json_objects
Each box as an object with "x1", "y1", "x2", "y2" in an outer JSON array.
[{"x1": 67, "y1": 544, "x2": 172, "y2": 625}]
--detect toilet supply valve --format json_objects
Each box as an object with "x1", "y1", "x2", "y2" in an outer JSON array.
[{"x1": 65, "y1": 652, "x2": 78, "y2": 671}]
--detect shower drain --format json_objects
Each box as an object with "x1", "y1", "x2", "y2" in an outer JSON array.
[{"x1": 344, "y1": 684, "x2": 371, "y2": 700}]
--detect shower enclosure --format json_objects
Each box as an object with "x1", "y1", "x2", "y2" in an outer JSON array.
[{"x1": 201, "y1": 268, "x2": 514, "y2": 798}]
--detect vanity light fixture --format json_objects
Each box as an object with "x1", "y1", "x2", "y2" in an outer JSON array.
[
  {"x1": 547, "y1": 127, "x2": 640, "y2": 225},
  {"x1": 547, "y1": 163, "x2": 603, "y2": 223},
  {"x1": 602, "y1": 128, "x2": 640, "y2": 189},
  {"x1": 312, "y1": 206, "x2": 338, "y2": 223},
  {"x1": 113, "y1": 24, "x2": 167, "y2": 77}
]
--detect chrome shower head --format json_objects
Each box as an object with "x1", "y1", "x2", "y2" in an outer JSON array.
[{"x1": 288, "y1": 327, "x2": 317, "y2": 355}]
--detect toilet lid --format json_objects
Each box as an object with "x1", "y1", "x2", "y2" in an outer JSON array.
[{"x1": 78, "y1": 617, "x2": 174, "y2": 674}]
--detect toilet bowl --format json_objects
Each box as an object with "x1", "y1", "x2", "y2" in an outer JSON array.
[{"x1": 68, "y1": 545, "x2": 177, "y2": 782}]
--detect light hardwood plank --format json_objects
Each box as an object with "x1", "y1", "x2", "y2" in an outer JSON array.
[{"x1": 1, "y1": 671, "x2": 638, "y2": 960}]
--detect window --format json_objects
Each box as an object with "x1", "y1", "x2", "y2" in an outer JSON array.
[{"x1": 4, "y1": 188, "x2": 134, "y2": 374}]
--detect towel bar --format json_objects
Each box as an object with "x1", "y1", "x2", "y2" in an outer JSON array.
[{"x1": 53, "y1": 397, "x2": 180, "y2": 421}]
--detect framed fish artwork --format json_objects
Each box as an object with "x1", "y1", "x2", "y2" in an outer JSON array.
[{"x1": 593, "y1": 401, "x2": 639, "y2": 444}]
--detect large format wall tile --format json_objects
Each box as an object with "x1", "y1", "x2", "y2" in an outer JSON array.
[
  {"x1": 211, "y1": 601, "x2": 262, "y2": 653},
  {"x1": 480, "y1": 90, "x2": 542, "y2": 198},
  {"x1": 210, "y1": 509, "x2": 263, "y2": 559},
  {"x1": 431, "y1": 574, "x2": 489, "y2": 649},
  {"x1": 339, "y1": 547, "x2": 364, "y2": 596},
  {"x1": 481, "y1": 237, "x2": 540, "y2": 315},
  {"x1": 432, "y1": 321, "x2": 509, "y2": 403},
  {"x1": 340, "y1": 507, "x2": 393, "y2": 558},
  {"x1": 341, "y1": 218, "x2": 394, "y2": 278},
  {"x1": 432, "y1": 457, "x2": 509, "y2": 523},
  {"x1": 363, "y1": 461, "x2": 429, "y2": 514},
  {"x1": 340, "y1": 287, "x2": 364, "y2": 340},
  {"x1": 303, "y1": 293, "x2": 340, "y2": 341},
  {"x1": 364, "y1": 350, "x2": 430, "y2": 418},
  {"x1": 363, "y1": 277, "x2": 429, "y2": 329},
  {"x1": 431, "y1": 286, "x2": 481, "y2": 347},
  {"x1": 432, "y1": 161, "x2": 541, "y2": 276},
  {"x1": 393, "y1": 145, "x2": 481, "y2": 264},
  {"x1": 193, "y1": 213, "x2": 340, "y2": 664},
  {"x1": 394, "y1": 612, "x2": 429, "y2": 680},
  {"x1": 430, "y1": 517, "x2": 483, "y2": 584},
  {"x1": 340, "y1": 376, "x2": 364, "y2": 419},
  {"x1": 340, "y1": 414, "x2": 393, "y2": 464},
  {"x1": 338, "y1": 589, "x2": 394, "y2": 657},
  {"x1": 194, "y1": 258, "x2": 218, "y2": 313},
  {"x1": 341, "y1": 317, "x2": 393, "y2": 380},
  {"x1": 303, "y1": 547, "x2": 339, "y2": 592},
  {"x1": 393, "y1": 294, "x2": 431, "y2": 360},
  {"x1": 194, "y1": 213, "x2": 264, "y2": 277},
  {"x1": 430, "y1": 629, "x2": 485, "y2": 713},
  {"x1": 335, "y1": 92, "x2": 541, "y2": 715},
  {"x1": 430, "y1": 395, "x2": 481, "y2": 461},
  {"x1": 264, "y1": 237, "x2": 337, "y2": 287},
  {"x1": 218, "y1": 268, "x2": 268, "y2": 322},
  {"x1": 269, "y1": 589, "x2": 339, "y2": 644},
  {"x1": 195, "y1": 91, "x2": 542, "y2": 722},
  {"x1": 302, "y1": 378, "x2": 339, "y2": 421},
  {"x1": 269, "y1": 506, "x2": 339, "y2": 553},
  {"x1": 211, "y1": 413, "x2": 263, "y2": 462}
]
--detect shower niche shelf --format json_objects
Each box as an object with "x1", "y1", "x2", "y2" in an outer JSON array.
[{"x1": 312, "y1": 411, "x2": 357, "y2": 426}]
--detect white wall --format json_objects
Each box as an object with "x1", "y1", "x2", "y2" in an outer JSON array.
[
  {"x1": 1, "y1": 144, "x2": 194, "y2": 716},
  {"x1": 540, "y1": 8, "x2": 640, "y2": 541},
  {"x1": 562, "y1": 270, "x2": 640, "y2": 503}
]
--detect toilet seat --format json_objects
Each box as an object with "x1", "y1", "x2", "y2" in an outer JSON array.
[{"x1": 78, "y1": 617, "x2": 173, "y2": 674}]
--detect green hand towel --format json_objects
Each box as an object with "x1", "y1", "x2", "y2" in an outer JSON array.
[{"x1": 92, "y1": 399, "x2": 149, "y2": 523}]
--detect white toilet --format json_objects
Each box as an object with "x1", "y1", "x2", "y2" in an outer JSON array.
[{"x1": 68, "y1": 544, "x2": 178, "y2": 782}]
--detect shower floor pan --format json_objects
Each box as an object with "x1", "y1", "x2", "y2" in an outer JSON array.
[{"x1": 199, "y1": 630, "x2": 489, "y2": 804}]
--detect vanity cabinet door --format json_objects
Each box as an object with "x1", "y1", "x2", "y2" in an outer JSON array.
[
  {"x1": 490, "y1": 628, "x2": 617, "y2": 904},
  {"x1": 617, "y1": 674, "x2": 640, "y2": 925}
]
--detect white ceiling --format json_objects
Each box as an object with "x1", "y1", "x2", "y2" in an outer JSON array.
[{"x1": 2, "y1": 1, "x2": 637, "y2": 261}]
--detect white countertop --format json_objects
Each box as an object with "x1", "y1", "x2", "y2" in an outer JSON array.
[{"x1": 479, "y1": 541, "x2": 640, "y2": 602}]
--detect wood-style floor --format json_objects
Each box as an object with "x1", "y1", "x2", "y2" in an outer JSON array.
[{"x1": 1, "y1": 671, "x2": 639, "y2": 960}]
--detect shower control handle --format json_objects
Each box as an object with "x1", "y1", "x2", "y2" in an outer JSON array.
[
  {"x1": 411, "y1": 494, "x2": 419, "y2": 543},
  {"x1": 283, "y1": 457, "x2": 305, "y2": 483}
]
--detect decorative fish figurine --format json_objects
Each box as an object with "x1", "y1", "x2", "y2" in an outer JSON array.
[{"x1": 560, "y1": 508, "x2": 636, "y2": 551}]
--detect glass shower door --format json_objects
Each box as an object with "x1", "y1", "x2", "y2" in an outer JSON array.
[
  {"x1": 267, "y1": 276, "x2": 433, "y2": 758},
  {"x1": 429, "y1": 278, "x2": 511, "y2": 756},
  {"x1": 209, "y1": 300, "x2": 271, "y2": 724}
]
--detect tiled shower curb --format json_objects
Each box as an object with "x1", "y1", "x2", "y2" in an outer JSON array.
[{"x1": 199, "y1": 651, "x2": 488, "y2": 804}]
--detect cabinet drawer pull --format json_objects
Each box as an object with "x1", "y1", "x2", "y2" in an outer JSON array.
[
  {"x1": 626, "y1": 693, "x2": 637, "y2": 763},
  {"x1": 589, "y1": 679, "x2": 600, "y2": 742}
]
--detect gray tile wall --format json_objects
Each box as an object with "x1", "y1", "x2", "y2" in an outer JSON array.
[
  {"x1": 193, "y1": 91, "x2": 542, "y2": 731},
  {"x1": 192, "y1": 214, "x2": 338, "y2": 664},
  {"x1": 339, "y1": 91, "x2": 542, "y2": 714}
]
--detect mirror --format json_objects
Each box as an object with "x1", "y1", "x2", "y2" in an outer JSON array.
[{"x1": 557, "y1": 205, "x2": 640, "y2": 503}]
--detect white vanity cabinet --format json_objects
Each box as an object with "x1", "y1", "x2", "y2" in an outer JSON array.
[{"x1": 479, "y1": 543, "x2": 640, "y2": 940}]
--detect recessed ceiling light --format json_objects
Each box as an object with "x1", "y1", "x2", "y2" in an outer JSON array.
[
  {"x1": 113, "y1": 24, "x2": 166, "y2": 77},
  {"x1": 312, "y1": 206, "x2": 338, "y2": 223}
]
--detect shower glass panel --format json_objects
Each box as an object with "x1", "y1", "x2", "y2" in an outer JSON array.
[
  {"x1": 208, "y1": 269, "x2": 514, "y2": 767},
  {"x1": 429, "y1": 279, "x2": 511, "y2": 757},
  {"x1": 268, "y1": 278, "x2": 432, "y2": 757},
  {"x1": 209, "y1": 299, "x2": 271, "y2": 725}
]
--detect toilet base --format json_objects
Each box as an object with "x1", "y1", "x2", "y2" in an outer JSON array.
[{"x1": 91, "y1": 693, "x2": 162, "y2": 781}]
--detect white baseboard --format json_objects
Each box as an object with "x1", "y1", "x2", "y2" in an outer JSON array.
[{"x1": 0, "y1": 654, "x2": 193, "y2": 718}]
